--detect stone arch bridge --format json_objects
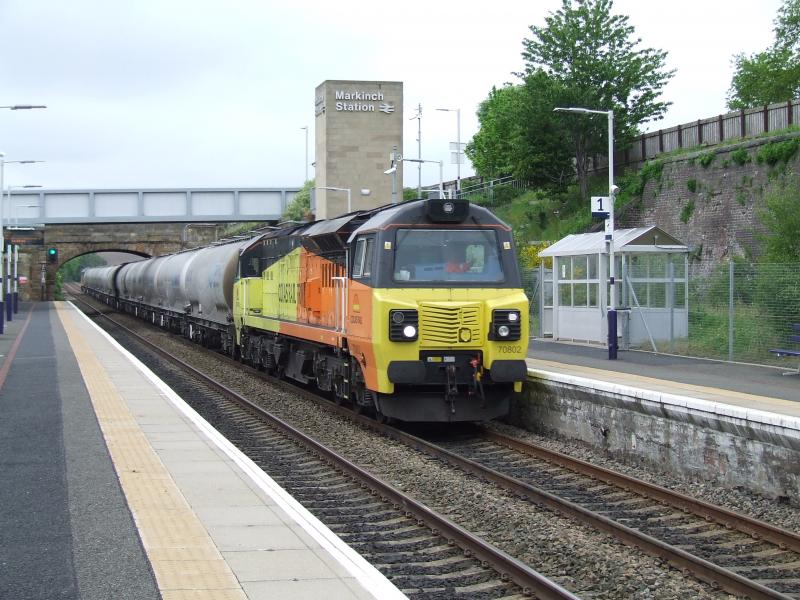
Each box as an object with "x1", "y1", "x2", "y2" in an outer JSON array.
[{"x1": 15, "y1": 222, "x2": 230, "y2": 301}]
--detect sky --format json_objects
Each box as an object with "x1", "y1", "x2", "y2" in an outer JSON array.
[{"x1": 0, "y1": 0, "x2": 785, "y2": 193}]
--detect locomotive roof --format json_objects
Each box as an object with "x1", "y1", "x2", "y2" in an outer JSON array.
[{"x1": 239, "y1": 199, "x2": 509, "y2": 255}]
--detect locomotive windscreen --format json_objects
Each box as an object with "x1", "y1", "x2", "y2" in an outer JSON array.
[{"x1": 393, "y1": 229, "x2": 504, "y2": 283}]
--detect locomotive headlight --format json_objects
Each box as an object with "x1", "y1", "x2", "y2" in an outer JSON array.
[
  {"x1": 490, "y1": 309, "x2": 522, "y2": 341},
  {"x1": 390, "y1": 309, "x2": 419, "y2": 341}
]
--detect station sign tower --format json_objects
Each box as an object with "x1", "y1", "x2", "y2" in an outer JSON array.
[{"x1": 314, "y1": 80, "x2": 403, "y2": 219}]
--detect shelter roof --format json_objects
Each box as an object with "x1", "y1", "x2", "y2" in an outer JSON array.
[{"x1": 538, "y1": 226, "x2": 686, "y2": 257}]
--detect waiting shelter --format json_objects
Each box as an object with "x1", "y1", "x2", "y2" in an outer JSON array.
[{"x1": 538, "y1": 226, "x2": 689, "y2": 348}]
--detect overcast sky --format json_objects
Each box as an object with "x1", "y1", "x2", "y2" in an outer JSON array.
[{"x1": 0, "y1": 0, "x2": 784, "y2": 193}]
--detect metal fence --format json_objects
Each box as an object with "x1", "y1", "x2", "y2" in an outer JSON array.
[{"x1": 526, "y1": 261, "x2": 800, "y2": 367}]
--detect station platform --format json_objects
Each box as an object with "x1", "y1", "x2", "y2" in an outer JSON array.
[
  {"x1": 0, "y1": 302, "x2": 404, "y2": 600},
  {"x1": 526, "y1": 339, "x2": 800, "y2": 456}
]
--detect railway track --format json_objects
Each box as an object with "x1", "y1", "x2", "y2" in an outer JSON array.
[
  {"x1": 69, "y1": 287, "x2": 800, "y2": 598},
  {"x1": 67, "y1": 288, "x2": 575, "y2": 600}
]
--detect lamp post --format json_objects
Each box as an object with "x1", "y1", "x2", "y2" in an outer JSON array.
[
  {"x1": 300, "y1": 126, "x2": 309, "y2": 182},
  {"x1": 554, "y1": 106, "x2": 618, "y2": 359},
  {"x1": 436, "y1": 107, "x2": 461, "y2": 196},
  {"x1": 410, "y1": 104, "x2": 422, "y2": 197},
  {"x1": 3, "y1": 162, "x2": 44, "y2": 320},
  {"x1": 0, "y1": 153, "x2": 5, "y2": 334},
  {"x1": 9, "y1": 189, "x2": 41, "y2": 315},
  {"x1": 318, "y1": 186, "x2": 351, "y2": 214}
]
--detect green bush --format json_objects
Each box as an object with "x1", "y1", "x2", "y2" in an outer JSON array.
[
  {"x1": 698, "y1": 151, "x2": 716, "y2": 168},
  {"x1": 686, "y1": 178, "x2": 698, "y2": 193},
  {"x1": 680, "y1": 199, "x2": 695, "y2": 223},
  {"x1": 756, "y1": 138, "x2": 800, "y2": 166},
  {"x1": 730, "y1": 148, "x2": 750, "y2": 166}
]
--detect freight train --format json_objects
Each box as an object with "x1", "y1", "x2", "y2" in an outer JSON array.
[{"x1": 82, "y1": 197, "x2": 529, "y2": 422}]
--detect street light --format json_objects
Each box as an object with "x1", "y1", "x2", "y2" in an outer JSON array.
[
  {"x1": 300, "y1": 126, "x2": 309, "y2": 183},
  {"x1": 409, "y1": 104, "x2": 422, "y2": 197},
  {"x1": 554, "y1": 105, "x2": 618, "y2": 359},
  {"x1": 3, "y1": 162, "x2": 44, "y2": 321},
  {"x1": 436, "y1": 107, "x2": 461, "y2": 196}
]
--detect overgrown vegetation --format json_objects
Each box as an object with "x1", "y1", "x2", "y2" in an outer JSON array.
[
  {"x1": 756, "y1": 137, "x2": 800, "y2": 166},
  {"x1": 686, "y1": 178, "x2": 698, "y2": 193},
  {"x1": 680, "y1": 199, "x2": 695, "y2": 223},
  {"x1": 730, "y1": 148, "x2": 751, "y2": 166},
  {"x1": 697, "y1": 151, "x2": 716, "y2": 168}
]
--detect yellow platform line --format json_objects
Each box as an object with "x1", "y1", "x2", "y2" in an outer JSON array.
[
  {"x1": 56, "y1": 304, "x2": 247, "y2": 600},
  {"x1": 528, "y1": 357, "x2": 800, "y2": 418}
]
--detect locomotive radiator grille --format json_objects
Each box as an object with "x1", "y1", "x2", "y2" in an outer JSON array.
[{"x1": 419, "y1": 303, "x2": 482, "y2": 346}]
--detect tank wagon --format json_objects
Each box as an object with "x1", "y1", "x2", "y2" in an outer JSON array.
[{"x1": 83, "y1": 197, "x2": 529, "y2": 422}]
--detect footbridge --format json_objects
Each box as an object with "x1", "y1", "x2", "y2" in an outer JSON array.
[{"x1": 4, "y1": 187, "x2": 300, "y2": 301}]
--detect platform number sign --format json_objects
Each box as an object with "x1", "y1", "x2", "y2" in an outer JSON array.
[{"x1": 591, "y1": 196, "x2": 610, "y2": 219}]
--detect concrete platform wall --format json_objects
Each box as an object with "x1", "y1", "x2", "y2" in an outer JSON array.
[{"x1": 510, "y1": 377, "x2": 800, "y2": 502}]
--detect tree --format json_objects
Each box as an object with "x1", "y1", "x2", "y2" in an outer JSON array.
[
  {"x1": 283, "y1": 178, "x2": 314, "y2": 221},
  {"x1": 60, "y1": 252, "x2": 106, "y2": 282},
  {"x1": 727, "y1": 0, "x2": 800, "y2": 109},
  {"x1": 466, "y1": 71, "x2": 573, "y2": 189},
  {"x1": 521, "y1": 0, "x2": 674, "y2": 198}
]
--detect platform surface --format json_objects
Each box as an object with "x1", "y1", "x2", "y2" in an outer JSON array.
[
  {"x1": 0, "y1": 302, "x2": 404, "y2": 600},
  {"x1": 527, "y1": 339, "x2": 800, "y2": 421}
]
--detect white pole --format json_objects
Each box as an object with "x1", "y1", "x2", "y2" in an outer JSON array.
[
  {"x1": 13, "y1": 244, "x2": 18, "y2": 314},
  {"x1": 607, "y1": 109, "x2": 616, "y2": 359},
  {"x1": 0, "y1": 154, "x2": 4, "y2": 332},
  {"x1": 416, "y1": 104, "x2": 422, "y2": 197},
  {"x1": 301, "y1": 126, "x2": 308, "y2": 182},
  {"x1": 346, "y1": 188, "x2": 351, "y2": 213},
  {"x1": 6, "y1": 238, "x2": 11, "y2": 321},
  {"x1": 456, "y1": 108, "x2": 461, "y2": 196}
]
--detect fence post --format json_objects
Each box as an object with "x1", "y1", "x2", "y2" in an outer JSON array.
[
  {"x1": 668, "y1": 261, "x2": 675, "y2": 354},
  {"x1": 728, "y1": 260, "x2": 734, "y2": 362},
  {"x1": 538, "y1": 262, "x2": 545, "y2": 338},
  {"x1": 740, "y1": 108, "x2": 746, "y2": 137},
  {"x1": 763, "y1": 105, "x2": 769, "y2": 134}
]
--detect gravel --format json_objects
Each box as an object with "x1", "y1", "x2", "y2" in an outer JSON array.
[{"x1": 82, "y1": 304, "x2": 773, "y2": 599}]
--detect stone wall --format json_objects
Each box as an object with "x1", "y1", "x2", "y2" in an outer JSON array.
[
  {"x1": 618, "y1": 133, "x2": 800, "y2": 276},
  {"x1": 11, "y1": 222, "x2": 222, "y2": 301}
]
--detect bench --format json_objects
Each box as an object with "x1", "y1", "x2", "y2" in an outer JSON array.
[{"x1": 769, "y1": 323, "x2": 800, "y2": 375}]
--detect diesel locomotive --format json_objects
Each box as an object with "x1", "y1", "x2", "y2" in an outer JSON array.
[{"x1": 82, "y1": 197, "x2": 529, "y2": 422}]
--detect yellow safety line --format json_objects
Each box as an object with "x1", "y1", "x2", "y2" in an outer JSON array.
[
  {"x1": 56, "y1": 303, "x2": 247, "y2": 600},
  {"x1": 528, "y1": 357, "x2": 800, "y2": 417}
]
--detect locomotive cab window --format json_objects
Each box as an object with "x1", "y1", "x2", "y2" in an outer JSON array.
[
  {"x1": 352, "y1": 236, "x2": 375, "y2": 279},
  {"x1": 394, "y1": 229, "x2": 504, "y2": 284}
]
